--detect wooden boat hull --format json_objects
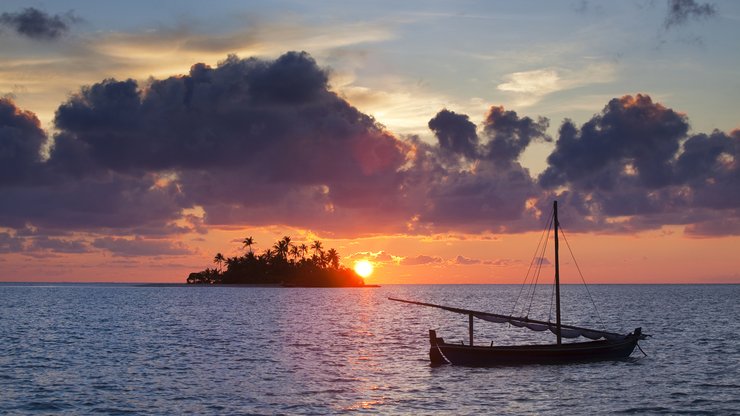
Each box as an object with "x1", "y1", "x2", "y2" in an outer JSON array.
[{"x1": 429, "y1": 330, "x2": 640, "y2": 366}]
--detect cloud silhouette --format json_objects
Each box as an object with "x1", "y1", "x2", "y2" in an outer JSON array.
[
  {"x1": 482, "y1": 105, "x2": 550, "y2": 167},
  {"x1": 538, "y1": 94, "x2": 739, "y2": 235},
  {"x1": 0, "y1": 98, "x2": 47, "y2": 185},
  {"x1": 540, "y1": 94, "x2": 687, "y2": 191},
  {"x1": 0, "y1": 7, "x2": 79, "y2": 40},
  {"x1": 1, "y1": 51, "x2": 739, "y2": 249},
  {"x1": 428, "y1": 109, "x2": 479, "y2": 159}
]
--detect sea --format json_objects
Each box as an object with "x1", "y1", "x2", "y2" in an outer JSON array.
[{"x1": 0, "y1": 283, "x2": 738, "y2": 415}]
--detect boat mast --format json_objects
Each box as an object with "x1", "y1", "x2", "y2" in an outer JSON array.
[{"x1": 554, "y1": 200, "x2": 562, "y2": 345}]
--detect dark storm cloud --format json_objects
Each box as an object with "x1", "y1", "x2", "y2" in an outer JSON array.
[
  {"x1": 0, "y1": 98, "x2": 47, "y2": 185},
  {"x1": 428, "y1": 109, "x2": 479, "y2": 159},
  {"x1": 5, "y1": 51, "x2": 545, "y2": 239},
  {"x1": 2, "y1": 50, "x2": 739, "y2": 243},
  {"x1": 676, "y1": 130, "x2": 740, "y2": 211},
  {"x1": 538, "y1": 95, "x2": 739, "y2": 236},
  {"x1": 7, "y1": 52, "x2": 412, "y2": 237},
  {"x1": 52, "y1": 52, "x2": 408, "y2": 182},
  {"x1": 482, "y1": 106, "x2": 550, "y2": 167},
  {"x1": 0, "y1": 7, "x2": 79, "y2": 40},
  {"x1": 539, "y1": 94, "x2": 687, "y2": 191},
  {"x1": 413, "y1": 106, "x2": 545, "y2": 233},
  {"x1": 664, "y1": 0, "x2": 716, "y2": 29},
  {"x1": 417, "y1": 159, "x2": 540, "y2": 231},
  {"x1": 0, "y1": 173, "x2": 185, "y2": 232}
]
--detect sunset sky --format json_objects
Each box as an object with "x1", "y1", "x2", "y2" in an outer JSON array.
[{"x1": 1, "y1": 0, "x2": 738, "y2": 284}]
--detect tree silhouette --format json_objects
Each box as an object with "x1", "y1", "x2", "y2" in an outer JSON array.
[
  {"x1": 325, "y1": 248, "x2": 340, "y2": 269},
  {"x1": 311, "y1": 240, "x2": 323, "y2": 257},
  {"x1": 243, "y1": 236, "x2": 255, "y2": 253},
  {"x1": 213, "y1": 252, "x2": 225, "y2": 272},
  {"x1": 188, "y1": 235, "x2": 366, "y2": 286},
  {"x1": 273, "y1": 236, "x2": 293, "y2": 260},
  {"x1": 290, "y1": 245, "x2": 300, "y2": 262}
]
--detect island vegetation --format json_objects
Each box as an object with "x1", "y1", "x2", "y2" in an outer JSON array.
[{"x1": 186, "y1": 236, "x2": 368, "y2": 287}]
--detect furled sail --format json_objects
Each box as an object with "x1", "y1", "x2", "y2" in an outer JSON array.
[
  {"x1": 390, "y1": 297, "x2": 626, "y2": 341},
  {"x1": 472, "y1": 312, "x2": 623, "y2": 340}
]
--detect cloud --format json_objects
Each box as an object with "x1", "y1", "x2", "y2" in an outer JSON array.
[
  {"x1": 29, "y1": 236, "x2": 91, "y2": 254},
  {"x1": 0, "y1": 98, "x2": 47, "y2": 185},
  {"x1": 428, "y1": 109, "x2": 479, "y2": 159},
  {"x1": 454, "y1": 255, "x2": 481, "y2": 265},
  {"x1": 412, "y1": 105, "x2": 546, "y2": 233},
  {"x1": 400, "y1": 254, "x2": 443, "y2": 266},
  {"x1": 538, "y1": 95, "x2": 740, "y2": 235},
  {"x1": 539, "y1": 94, "x2": 687, "y2": 191},
  {"x1": 347, "y1": 250, "x2": 398, "y2": 263},
  {"x1": 498, "y1": 69, "x2": 560, "y2": 96},
  {"x1": 497, "y1": 64, "x2": 615, "y2": 107},
  {"x1": 2, "y1": 52, "x2": 414, "y2": 238},
  {"x1": 1, "y1": 51, "x2": 739, "y2": 244},
  {"x1": 92, "y1": 237, "x2": 196, "y2": 257},
  {"x1": 664, "y1": 0, "x2": 716, "y2": 29},
  {"x1": 487, "y1": 258, "x2": 523, "y2": 267},
  {"x1": 0, "y1": 231, "x2": 24, "y2": 253},
  {"x1": 482, "y1": 106, "x2": 550, "y2": 168},
  {"x1": 0, "y1": 7, "x2": 80, "y2": 40}
]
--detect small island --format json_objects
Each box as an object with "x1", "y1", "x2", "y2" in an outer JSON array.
[{"x1": 187, "y1": 236, "x2": 372, "y2": 287}]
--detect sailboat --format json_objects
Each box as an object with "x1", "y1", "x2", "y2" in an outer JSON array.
[{"x1": 390, "y1": 201, "x2": 649, "y2": 366}]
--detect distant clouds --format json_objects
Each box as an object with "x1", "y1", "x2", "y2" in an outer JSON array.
[
  {"x1": 92, "y1": 237, "x2": 196, "y2": 257},
  {"x1": 0, "y1": 7, "x2": 80, "y2": 40},
  {"x1": 0, "y1": 51, "x2": 739, "y2": 259},
  {"x1": 664, "y1": 0, "x2": 717, "y2": 29},
  {"x1": 400, "y1": 255, "x2": 444, "y2": 266},
  {"x1": 497, "y1": 64, "x2": 616, "y2": 107}
]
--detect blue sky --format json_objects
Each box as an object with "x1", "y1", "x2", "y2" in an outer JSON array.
[{"x1": 2, "y1": 0, "x2": 738, "y2": 144}]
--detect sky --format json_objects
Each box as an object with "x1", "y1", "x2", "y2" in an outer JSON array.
[{"x1": 0, "y1": 0, "x2": 738, "y2": 284}]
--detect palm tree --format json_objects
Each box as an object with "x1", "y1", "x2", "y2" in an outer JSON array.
[
  {"x1": 262, "y1": 249, "x2": 274, "y2": 262},
  {"x1": 311, "y1": 240, "x2": 323, "y2": 257},
  {"x1": 325, "y1": 248, "x2": 340, "y2": 269},
  {"x1": 273, "y1": 236, "x2": 292, "y2": 260},
  {"x1": 281, "y1": 235, "x2": 292, "y2": 247},
  {"x1": 290, "y1": 245, "x2": 300, "y2": 262},
  {"x1": 213, "y1": 252, "x2": 225, "y2": 272},
  {"x1": 299, "y1": 243, "x2": 308, "y2": 260},
  {"x1": 242, "y1": 236, "x2": 255, "y2": 253}
]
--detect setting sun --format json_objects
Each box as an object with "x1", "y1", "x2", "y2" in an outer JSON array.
[{"x1": 354, "y1": 260, "x2": 374, "y2": 278}]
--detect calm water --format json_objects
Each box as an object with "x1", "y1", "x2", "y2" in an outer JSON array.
[{"x1": 0, "y1": 284, "x2": 738, "y2": 415}]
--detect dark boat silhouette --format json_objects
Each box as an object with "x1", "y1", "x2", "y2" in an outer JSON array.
[{"x1": 391, "y1": 201, "x2": 649, "y2": 366}]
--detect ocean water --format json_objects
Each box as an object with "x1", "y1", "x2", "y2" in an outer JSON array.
[{"x1": 0, "y1": 283, "x2": 738, "y2": 415}]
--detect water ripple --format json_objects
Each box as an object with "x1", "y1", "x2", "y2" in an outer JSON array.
[{"x1": 0, "y1": 284, "x2": 738, "y2": 414}]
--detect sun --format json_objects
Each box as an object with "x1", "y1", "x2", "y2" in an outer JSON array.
[{"x1": 354, "y1": 260, "x2": 374, "y2": 278}]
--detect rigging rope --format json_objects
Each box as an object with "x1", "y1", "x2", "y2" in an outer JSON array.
[
  {"x1": 510, "y1": 210, "x2": 553, "y2": 318},
  {"x1": 526, "y1": 227, "x2": 550, "y2": 317},
  {"x1": 559, "y1": 222, "x2": 606, "y2": 330}
]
